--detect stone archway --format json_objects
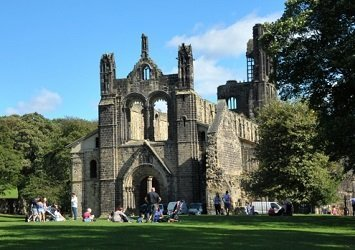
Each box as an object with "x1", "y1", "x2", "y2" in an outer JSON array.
[{"x1": 122, "y1": 163, "x2": 168, "y2": 214}]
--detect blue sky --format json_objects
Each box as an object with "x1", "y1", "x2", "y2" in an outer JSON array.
[{"x1": 0, "y1": 0, "x2": 286, "y2": 120}]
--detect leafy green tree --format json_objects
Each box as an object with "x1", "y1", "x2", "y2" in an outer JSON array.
[
  {"x1": 45, "y1": 117, "x2": 97, "y2": 210},
  {"x1": 262, "y1": 0, "x2": 355, "y2": 170},
  {"x1": 243, "y1": 101, "x2": 341, "y2": 206},
  {"x1": 0, "y1": 116, "x2": 24, "y2": 193},
  {"x1": 0, "y1": 113, "x2": 97, "y2": 212}
]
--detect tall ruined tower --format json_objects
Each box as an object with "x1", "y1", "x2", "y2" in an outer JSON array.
[
  {"x1": 98, "y1": 53, "x2": 118, "y2": 213},
  {"x1": 175, "y1": 43, "x2": 203, "y2": 202},
  {"x1": 251, "y1": 24, "x2": 275, "y2": 112},
  {"x1": 178, "y1": 43, "x2": 194, "y2": 90},
  {"x1": 217, "y1": 24, "x2": 276, "y2": 118}
]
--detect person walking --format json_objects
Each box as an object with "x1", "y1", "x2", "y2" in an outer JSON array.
[
  {"x1": 222, "y1": 191, "x2": 232, "y2": 216},
  {"x1": 213, "y1": 193, "x2": 222, "y2": 215},
  {"x1": 71, "y1": 193, "x2": 78, "y2": 220},
  {"x1": 145, "y1": 187, "x2": 161, "y2": 222}
]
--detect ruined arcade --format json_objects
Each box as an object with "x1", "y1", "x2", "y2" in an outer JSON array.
[{"x1": 69, "y1": 24, "x2": 276, "y2": 216}]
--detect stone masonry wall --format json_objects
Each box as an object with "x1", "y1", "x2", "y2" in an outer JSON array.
[{"x1": 206, "y1": 100, "x2": 258, "y2": 213}]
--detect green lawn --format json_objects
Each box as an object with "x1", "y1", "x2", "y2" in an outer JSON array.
[
  {"x1": 0, "y1": 214, "x2": 354, "y2": 249},
  {"x1": 0, "y1": 187, "x2": 18, "y2": 199}
]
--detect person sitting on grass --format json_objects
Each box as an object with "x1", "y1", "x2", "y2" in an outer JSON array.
[
  {"x1": 153, "y1": 206, "x2": 164, "y2": 222},
  {"x1": 111, "y1": 207, "x2": 131, "y2": 223},
  {"x1": 83, "y1": 208, "x2": 95, "y2": 222},
  {"x1": 53, "y1": 204, "x2": 66, "y2": 221}
]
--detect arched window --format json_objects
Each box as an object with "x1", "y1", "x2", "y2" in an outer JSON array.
[
  {"x1": 143, "y1": 65, "x2": 151, "y2": 80},
  {"x1": 182, "y1": 116, "x2": 187, "y2": 127},
  {"x1": 153, "y1": 99, "x2": 168, "y2": 141},
  {"x1": 90, "y1": 160, "x2": 97, "y2": 179}
]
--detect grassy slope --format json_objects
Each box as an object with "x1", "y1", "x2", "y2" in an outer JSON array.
[{"x1": 0, "y1": 214, "x2": 354, "y2": 249}]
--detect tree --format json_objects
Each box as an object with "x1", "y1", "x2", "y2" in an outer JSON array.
[
  {"x1": 262, "y1": 0, "x2": 355, "y2": 170},
  {"x1": 243, "y1": 101, "x2": 341, "y2": 206},
  {"x1": 0, "y1": 114, "x2": 97, "y2": 212},
  {"x1": 0, "y1": 116, "x2": 23, "y2": 193}
]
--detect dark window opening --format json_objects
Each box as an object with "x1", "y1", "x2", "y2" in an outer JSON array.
[
  {"x1": 199, "y1": 131, "x2": 206, "y2": 142},
  {"x1": 182, "y1": 116, "x2": 187, "y2": 127},
  {"x1": 90, "y1": 160, "x2": 97, "y2": 179}
]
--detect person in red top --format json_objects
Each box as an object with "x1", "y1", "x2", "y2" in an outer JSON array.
[{"x1": 83, "y1": 208, "x2": 95, "y2": 222}]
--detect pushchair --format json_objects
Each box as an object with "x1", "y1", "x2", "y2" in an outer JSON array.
[{"x1": 45, "y1": 206, "x2": 57, "y2": 221}]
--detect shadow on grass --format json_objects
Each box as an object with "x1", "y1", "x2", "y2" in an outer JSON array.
[{"x1": 1, "y1": 215, "x2": 355, "y2": 249}]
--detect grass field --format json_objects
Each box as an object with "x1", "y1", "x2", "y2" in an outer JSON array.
[{"x1": 1, "y1": 214, "x2": 354, "y2": 249}]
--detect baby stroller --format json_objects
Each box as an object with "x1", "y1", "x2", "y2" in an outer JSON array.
[
  {"x1": 168, "y1": 201, "x2": 183, "y2": 222},
  {"x1": 45, "y1": 206, "x2": 57, "y2": 221}
]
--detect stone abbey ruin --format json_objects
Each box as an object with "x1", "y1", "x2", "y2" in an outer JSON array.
[{"x1": 69, "y1": 24, "x2": 276, "y2": 216}]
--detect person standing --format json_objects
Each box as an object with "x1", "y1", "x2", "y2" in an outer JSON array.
[
  {"x1": 351, "y1": 197, "x2": 355, "y2": 216},
  {"x1": 213, "y1": 193, "x2": 222, "y2": 215},
  {"x1": 222, "y1": 191, "x2": 232, "y2": 216},
  {"x1": 71, "y1": 193, "x2": 78, "y2": 220},
  {"x1": 36, "y1": 198, "x2": 45, "y2": 222},
  {"x1": 145, "y1": 187, "x2": 161, "y2": 222}
]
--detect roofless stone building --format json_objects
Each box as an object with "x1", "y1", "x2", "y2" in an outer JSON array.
[{"x1": 69, "y1": 24, "x2": 276, "y2": 216}]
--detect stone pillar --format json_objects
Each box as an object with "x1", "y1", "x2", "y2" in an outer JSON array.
[
  {"x1": 147, "y1": 176, "x2": 153, "y2": 193},
  {"x1": 143, "y1": 104, "x2": 151, "y2": 140}
]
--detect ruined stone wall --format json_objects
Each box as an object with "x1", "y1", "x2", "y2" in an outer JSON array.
[
  {"x1": 153, "y1": 111, "x2": 168, "y2": 141},
  {"x1": 196, "y1": 96, "x2": 216, "y2": 125},
  {"x1": 82, "y1": 150, "x2": 100, "y2": 217},
  {"x1": 130, "y1": 104, "x2": 144, "y2": 140},
  {"x1": 129, "y1": 104, "x2": 168, "y2": 141},
  {"x1": 71, "y1": 153, "x2": 84, "y2": 216},
  {"x1": 71, "y1": 149, "x2": 100, "y2": 217},
  {"x1": 205, "y1": 100, "x2": 258, "y2": 213}
]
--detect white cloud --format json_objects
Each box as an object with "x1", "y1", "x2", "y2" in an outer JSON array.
[
  {"x1": 166, "y1": 12, "x2": 281, "y2": 101},
  {"x1": 5, "y1": 89, "x2": 62, "y2": 115},
  {"x1": 194, "y1": 56, "x2": 237, "y2": 98},
  {"x1": 167, "y1": 12, "x2": 281, "y2": 59}
]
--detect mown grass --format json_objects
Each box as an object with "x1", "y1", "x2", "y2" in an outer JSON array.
[{"x1": 0, "y1": 214, "x2": 354, "y2": 249}]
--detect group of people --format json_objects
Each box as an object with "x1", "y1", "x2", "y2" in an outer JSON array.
[
  {"x1": 27, "y1": 197, "x2": 47, "y2": 222},
  {"x1": 27, "y1": 197, "x2": 66, "y2": 222},
  {"x1": 106, "y1": 187, "x2": 181, "y2": 223},
  {"x1": 138, "y1": 187, "x2": 183, "y2": 223},
  {"x1": 213, "y1": 191, "x2": 232, "y2": 216}
]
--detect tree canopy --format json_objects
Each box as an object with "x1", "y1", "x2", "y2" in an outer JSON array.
[
  {"x1": 0, "y1": 113, "x2": 97, "y2": 211},
  {"x1": 243, "y1": 101, "x2": 341, "y2": 206},
  {"x1": 262, "y1": 0, "x2": 355, "y2": 170}
]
